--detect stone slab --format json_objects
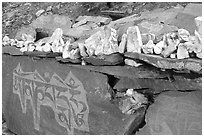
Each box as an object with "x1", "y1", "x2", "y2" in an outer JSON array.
[
  {"x1": 125, "y1": 52, "x2": 202, "y2": 74},
  {"x1": 137, "y1": 90, "x2": 202, "y2": 135},
  {"x1": 113, "y1": 76, "x2": 201, "y2": 94},
  {"x1": 74, "y1": 65, "x2": 169, "y2": 79},
  {"x1": 2, "y1": 55, "x2": 145, "y2": 135}
]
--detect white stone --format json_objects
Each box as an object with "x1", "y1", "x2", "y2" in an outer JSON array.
[
  {"x1": 78, "y1": 43, "x2": 88, "y2": 57},
  {"x1": 177, "y1": 43, "x2": 189, "y2": 59},
  {"x1": 178, "y1": 28, "x2": 190, "y2": 42},
  {"x1": 42, "y1": 43, "x2": 51, "y2": 52},
  {"x1": 126, "y1": 89, "x2": 134, "y2": 96},
  {"x1": 118, "y1": 33, "x2": 127, "y2": 53},
  {"x1": 36, "y1": 9, "x2": 45, "y2": 17},
  {"x1": 124, "y1": 59, "x2": 142, "y2": 67},
  {"x1": 142, "y1": 40, "x2": 154, "y2": 54},
  {"x1": 20, "y1": 46, "x2": 28, "y2": 52},
  {"x1": 126, "y1": 26, "x2": 143, "y2": 53}
]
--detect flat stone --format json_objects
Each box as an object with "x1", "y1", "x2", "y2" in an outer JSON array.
[
  {"x1": 137, "y1": 90, "x2": 202, "y2": 135},
  {"x1": 125, "y1": 52, "x2": 202, "y2": 74},
  {"x1": 75, "y1": 65, "x2": 169, "y2": 79},
  {"x1": 2, "y1": 46, "x2": 23, "y2": 56},
  {"x1": 113, "y1": 76, "x2": 200, "y2": 94},
  {"x1": 83, "y1": 53, "x2": 124, "y2": 66},
  {"x1": 73, "y1": 16, "x2": 111, "y2": 28},
  {"x1": 63, "y1": 25, "x2": 92, "y2": 38},
  {"x1": 30, "y1": 14, "x2": 72, "y2": 35},
  {"x1": 2, "y1": 55, "x2": 146, "y2": 135}
]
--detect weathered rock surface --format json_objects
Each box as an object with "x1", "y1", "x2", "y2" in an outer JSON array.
[
  {"x1": 30, "y1": 14, "x2": 72, "y2": 35},
  {"x1": 182, "y1": 3, "x2": 202, "y2": 17},
  {"x1": 15, "y1": 26, "x2": 36, "y2": 41},
  {"x1": 137, "y1": 90, "x2": 202, "y2": 135}
]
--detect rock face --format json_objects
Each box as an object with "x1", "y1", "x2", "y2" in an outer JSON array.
[{"x1": 137, "y1": 90, "x2": 202, "y2": 135}]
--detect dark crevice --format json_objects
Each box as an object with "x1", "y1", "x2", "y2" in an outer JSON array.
[{"x1": 34, "y1": 28, "x2": 49, "y2": 42}]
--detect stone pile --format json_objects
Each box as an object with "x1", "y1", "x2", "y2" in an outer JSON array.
[{"x1": 2, "y1": 3, "x2": 202, "y2": 65}]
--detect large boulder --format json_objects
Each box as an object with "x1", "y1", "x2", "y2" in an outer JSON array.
[{"x1": 30, "y1": 14, "x2": 73, "y2": 36}]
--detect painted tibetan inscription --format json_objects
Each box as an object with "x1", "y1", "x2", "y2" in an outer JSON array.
[{"x1": 13, "y1": 63, "x2": 89, "y2": 134}]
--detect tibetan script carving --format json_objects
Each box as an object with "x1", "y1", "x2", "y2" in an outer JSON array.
[{"x1": 13, "y1": 63, "x2": 89, "y2": 134}]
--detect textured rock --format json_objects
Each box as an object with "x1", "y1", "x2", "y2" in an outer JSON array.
[
  {"x1": 63, "y1": 25, "x2": 93, "y2": 38},
  {"x1": 178, "y1": 28, "x2": 190, "y2": 42},
  {"x1": 154, "y1": 39, "x2": 167, "y2": 55},
  {"x1": 142, "y1": 40, "x2": 154, "y2": 54},
  {"x1": 137, "y1": 90, "x2": 202, "y2": 135},
  {"x1": 15, "y1": 26, "x2": 36, "y2": 41},
  {"x1": 161, "y1": 32, "x2": 180, "y2": 58},
  {"x1": 84, "y1": 26, "x2": 119, "y2": 56}
]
